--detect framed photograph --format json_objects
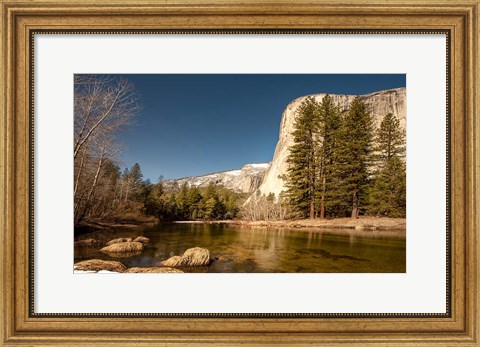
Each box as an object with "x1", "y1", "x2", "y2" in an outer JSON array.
[{"x1": 1, "y1": 0, "x2": 478, "y2": 346}]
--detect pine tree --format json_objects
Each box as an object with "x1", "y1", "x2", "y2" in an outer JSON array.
[
  {"x1": 204, "y1": 182, "x2": 218, "y2": 201},
  {"x1": 316, "y1": 95, "x2": 342, "y2": 219},
  {"x1": 129, "y1": 163, "x2": 144, "y2": 202},
  {"x1": 203, "y1": 197, "x2": 218, "y2": 220},
  {"x1": 375, "y1": 113, "x2": 405, "y2": 163},
  {"x1": 144, "y1": 181, "x2": 164, "y2": 216},
  {"x1": 331, "y1": 97, "x2": 374, "y2": 218},
  {"x1": 176, "y1": 183, "x2": 190, "y2": 219},
  {"x1": 368, "y1": 113, "x2": 406, "y2": 217},
  {"x1": 167, "y1": 193, "x2": 178, "y2": 219},
  {"x1": 200, "y1": 183, "x2": 226, "y2": 220},
  {"x1": 130, "y1": 163, "x2": 143, "y2": 185},
  {"x1": 224, "y1": 193, "x2": 239, "y2": 219},
  {"x1": 139, "y1": 178, "x2": 152, "y2": 207},
  {"x1": 187, "y1": 186, "x2": 202, "y2": 219},
  {"x1": 368, "y1": 155, "x2": 406, "y2": 217},
  {"x1": 284, "y1": 96, "x2": 320, "y2": 219}
]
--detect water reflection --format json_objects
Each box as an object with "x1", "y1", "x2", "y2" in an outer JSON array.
[{"x1": 74, "y1": 223, "x2": 406, "y2": 273}]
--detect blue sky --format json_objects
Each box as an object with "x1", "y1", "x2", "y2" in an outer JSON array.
[{"x1": 112, "y1": 74, "x2": 406, "y2": 181}]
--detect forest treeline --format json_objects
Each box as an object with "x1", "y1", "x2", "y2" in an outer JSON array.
[
  {"x1": 73, "y1": 75, "x2": 241, "y2": 226},
  {"x1": 282, "y1": 95, "x2": 406, "y2": 219},
  {"x1": 145, "y1": 181, "x2": 242, "y2": 220},
  {"x1": 74, "y1": 75, "x2": 405, "y2": 227}
]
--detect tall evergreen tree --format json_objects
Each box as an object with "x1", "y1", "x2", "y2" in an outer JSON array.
[
  {"x1": 200, "y1": 182, "x2": 226, "y2": 220},
  {"x1": 368, "y1": 113, "x2": 406, "y2": 217},
  {"x1": 204, "y1": 182, "x2": 218, "y2": 201},
  {"x1": 331, "y1": 97, "x2": 374, "y2": 218},
  {"x1": 284, "y1": 96, "x2": 320, "y2": 219},
  {"x1": 374, "y1": 113, "x2": 405, "y2": 163},
  {"x1": 187, "y1": 186, "x2": 202, "y2": 219},
  {"x1": 176, "y1": 182, "x2": 190, "y2": 219},
  {"x1": 203, "y1": 198, "x2": 218, "y2": 220},
  {"x1": 130, "y1": 163, "x2": 143, "y2": 185},
  {"x1": 316, "y1": 95, "x2": 342, "y2": 219},
  {"x1": 127, "y1": 163, "x2": 144, "y2": 202},
  {"x1": 368, "y1": 155, "x2": 406, "y2": 217}
]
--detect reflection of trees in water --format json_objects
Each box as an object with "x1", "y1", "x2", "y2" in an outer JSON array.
[
  {"x1": 74, "y1": 223, "x2": 405, "y2": 273},
  {"x1": 76, "y1": 228, "x2": 142, "y2": 243},
  {"x1": 74, "y1": 245, "x2": 103, "y2": 260},
  {"x1": 234, "y1": 227, "x2": 289, "y2": 272}
]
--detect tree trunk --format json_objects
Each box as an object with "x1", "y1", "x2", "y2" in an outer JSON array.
[
  {"x1": 309, "y1": 172, "x2": 315, "y2": 220},
  {"x1": 77, "y1": 149, "x2": 106, "y2": 223},
  {"x1": 74, "y1": 148, "x2": 87, "y2": 200},
  {"x1": 351, "y1": 191, "x2": 359, "y2": 219},
  {"x1": 320, "y1": 173, "x2": 326, "y2": 219},
  {"x1": 310, "y1": 197, "x2": 315, "y2": 219},
  {"x1": 124, "y1": 178, "x2": 131, "y2": 203}
]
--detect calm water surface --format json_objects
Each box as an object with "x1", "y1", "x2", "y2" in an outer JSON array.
[{"x1": 75, "y1": 223, "x2": 406, "y2": 273}]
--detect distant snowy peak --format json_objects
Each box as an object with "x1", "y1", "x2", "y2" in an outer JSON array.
[{"x1": 164, "y1": 163, "x2": 270, "y2": 193}]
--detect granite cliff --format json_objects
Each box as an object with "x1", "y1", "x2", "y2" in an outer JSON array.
[{"x1": 254, "y1": 87, "x2": 406, "y2": 198}]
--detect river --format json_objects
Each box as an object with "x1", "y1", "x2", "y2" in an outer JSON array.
[{"x1": 75, "y1": 222, "x2": 406, "y2": 273}]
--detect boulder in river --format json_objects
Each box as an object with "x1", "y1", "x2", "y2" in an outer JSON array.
[
  {"x1": 133, "y1": 236, "x2": 150, "y2": 245},
  {"x1": 161, "y1": 247, "x2": 211, "y2": 267},
  {"x1": 124, "y1": 267, "x2": 183, "y2": 273},
  {"x1": 105, "y1": 237, "x2": 133, "y2": 246},
  {"x1": 103, "y1": 250, "x2": 143, "y2": 259},
  {"x1": 74, "y1": 259, "x2": 126, "y2": 272},
  {"x1": 100, "y1": 241, "x2": 144, "y2": 254}
]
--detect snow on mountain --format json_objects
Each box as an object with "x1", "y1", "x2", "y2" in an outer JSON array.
[{"x1": 164, "y1": 163, "x2": 270, "y2": 193}]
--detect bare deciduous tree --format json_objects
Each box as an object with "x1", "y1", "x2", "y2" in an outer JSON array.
[
  {"x1": 74, "y1": 75, "x2": 141, "y2": 225},
  {"x1": 241, "y1": 192, "x2": 290, "y2": 221}
]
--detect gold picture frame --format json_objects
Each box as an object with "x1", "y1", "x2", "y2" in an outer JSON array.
[{"x1": 1, "y1": 0, "x2": 478, "y2": 345}]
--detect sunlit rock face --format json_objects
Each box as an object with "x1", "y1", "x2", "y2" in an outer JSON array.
[
  {"x1": 164, "y1": 88, "x2": 405, "y2": 198},
  {"x1": 254, "y1": 88, "x2": 406, "y2": 198},
  {"x1": 164, "y1": 163, "x2": 270, "y2": 194}
]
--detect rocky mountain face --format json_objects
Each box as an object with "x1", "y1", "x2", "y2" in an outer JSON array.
[
  {"x1": 254, "y1": 87, "x2": 406, "y2": 198},
  {"x1": 164, "y1": 88, "x2": 405, "y2": 199},
  {"x1": 164, "y1": 163, "x2": 269, "y2": 194}
]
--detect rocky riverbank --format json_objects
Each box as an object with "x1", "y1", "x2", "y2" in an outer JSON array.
[{"x1": 178, "y1": 217, "x2": 406, "y2": 232}]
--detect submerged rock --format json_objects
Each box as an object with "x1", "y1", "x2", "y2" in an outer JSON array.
[
  {"x1": 100, "y1": 241, "x2": 144, "y2": 254},
  {"x1": 133, "y1": 236, "x2": 150, "y2": 245},
  {"x1": 105, "y1": 237, "x2": 133, "y2": 246},
  {"x1": 161, "y1": 247, "x2": 211, "y2": 267},
  {"x1": 74, "y1": 239, "x2": 98, "y2": 247},
  {"x1": 74, "y1": 259, "x2": 126, "y2": 272},
  {"x1": 124, "y1": 267, "x2": 183, "y2": 273}
]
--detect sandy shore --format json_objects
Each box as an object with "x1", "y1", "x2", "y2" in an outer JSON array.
[{"x1": 176, "y1": 217, "x2": 406, "y2": 232}]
